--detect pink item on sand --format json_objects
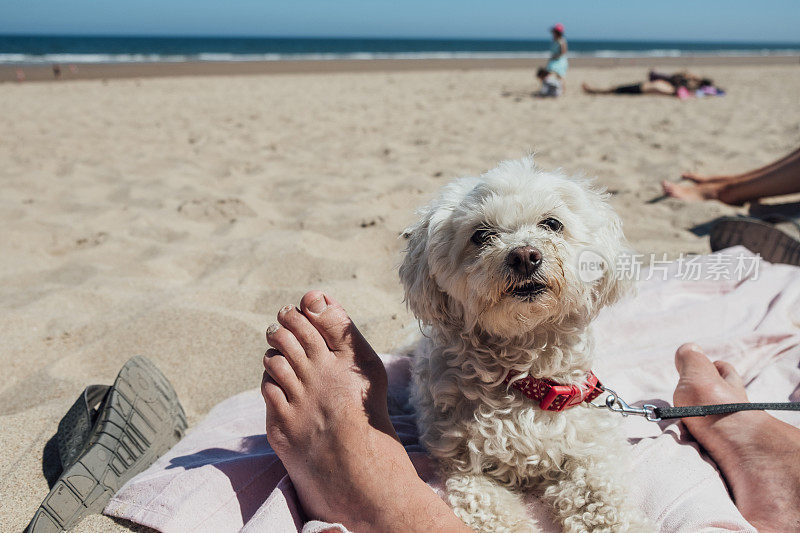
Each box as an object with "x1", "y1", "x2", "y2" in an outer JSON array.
[
  {"x1": 676, "y1": 86, "x2": 691, "y2": 99},
  {"x1": 105, "y1": 247, "x2": 800, "y2": 532}
]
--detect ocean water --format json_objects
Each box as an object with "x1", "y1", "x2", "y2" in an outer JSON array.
[{"x1": 1, "y1": 35, "x2": 799, "y2": 64}]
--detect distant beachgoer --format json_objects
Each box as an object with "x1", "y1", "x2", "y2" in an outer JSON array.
[
  {"x1": 16, "y1": 68, "x2": 26, "y2": 82},
  {"x1": 662, "y1": 146, "x2": 800, "y2": 204},
  {"x1": 582, "y1": 79, "x2": 678, "y2": 96},
  {"x1": 546, "y1": 23, "x2": 568, "y2": 80},
  {"x1": 536, "y1": 67, "x2": 562, "y2": 97},
  {"x1": 52, "y1": 64, "x2": 61, "y2": 80},
  {"x1": 648, "y1": 69, "x2": 706, "y2": 89},
  {"x1": 663, "y1": 146, "x2": 800, "y2": 266},
  {"x1": 582, "y1": 70, "x2": 722, "y2": 98}
]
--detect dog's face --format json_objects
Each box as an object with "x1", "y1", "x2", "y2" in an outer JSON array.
[{"x1": 400, "y1": 157, "x2": 631, "y2": 338}]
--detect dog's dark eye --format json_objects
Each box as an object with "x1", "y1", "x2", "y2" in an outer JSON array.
[
  {"x1": 539, "y1": 217, "x2": 563, "y2": 232},
  {"x1": 471, "y1": 228, "x2": 497, "y2": 246}
]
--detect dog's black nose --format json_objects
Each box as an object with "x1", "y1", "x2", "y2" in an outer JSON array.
[{"x1": 507, "y1": 246, "x2": 542, "y2": 276}]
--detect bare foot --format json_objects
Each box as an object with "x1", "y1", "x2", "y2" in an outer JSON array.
[
  {"x1": 673, "y1": 343, "x2": 800, "y2": 532},
  {"x1": 582, "y1": 82, "x2": 599, "y2": 94},
  {"x1": 661, "y1": 180, "x2": 724, "y2": 201},
  {"x1": 262, "y1": 291, "x2": 469, "y2": 533},
  {"x1": 681, "y1": 172, "x2": 737, "y2": 184}
]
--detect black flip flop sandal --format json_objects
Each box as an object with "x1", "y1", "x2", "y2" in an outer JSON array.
[
  {"x1": 710, "y1": 216, "x2": 800, "y2": 267},
  {"x1": 26, "y1": 356, "x2": 187, "y2": 532}
]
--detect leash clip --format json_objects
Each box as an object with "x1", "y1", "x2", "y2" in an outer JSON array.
[{"x1": 593, "y1": 387, "x2": 661, "y2": 422}]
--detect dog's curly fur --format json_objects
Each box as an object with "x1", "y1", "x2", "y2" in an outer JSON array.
[{"x1": 400, "y1": 157, "x2": 648, "y2": 532}]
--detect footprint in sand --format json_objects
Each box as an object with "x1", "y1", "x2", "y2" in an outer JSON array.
[
  {"x1": 75, "y1": 232, "x2": 109, "y2": 249},
  {"x1": 50, "y1": 232, "x2": 109, "y2": 255},
  {"x1": 177, "y1": 198, "x2": 256, "y2": 223},
  {"x1": 359, "y1": 216, "x2": 385, "y2": 228}
]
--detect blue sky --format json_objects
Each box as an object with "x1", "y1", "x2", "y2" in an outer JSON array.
[{"x1": 1, "y1": 0, "x2": 798, "y2": 42}]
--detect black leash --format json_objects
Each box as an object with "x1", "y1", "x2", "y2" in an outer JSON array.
[
  {"x1": 654, "y1": 402, "x2": 800, "y2": 420},
  {"x1": 593, "y1": 387, "x2": 800, "y2": 422}
]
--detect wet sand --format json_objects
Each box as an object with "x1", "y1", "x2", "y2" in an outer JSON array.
[{"x1": 3, "y1": 54, "x2": 799, "y2": 83}]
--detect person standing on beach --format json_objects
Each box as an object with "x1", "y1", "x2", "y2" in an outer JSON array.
[{"x1": 546, "y1": 23, "x2": 568, "y2": 81}]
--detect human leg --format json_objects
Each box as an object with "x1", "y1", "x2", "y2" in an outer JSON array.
[
  {"x1": 673, "y1": 343, "x2": 800, "y2": 532},
  {"x1": 262, "y1": 291, "x2": 469, "y2": 532}
]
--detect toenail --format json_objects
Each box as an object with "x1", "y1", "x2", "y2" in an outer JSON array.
[
  {"x1": 279, "y1": 305, "x2": 293, "y2": 315},
  {"x1": 266, "y1": 323, "x2": 280, "y2": 335},
  {"x1": 306, "y1": 295, "x2": 327, "y2": 314}
]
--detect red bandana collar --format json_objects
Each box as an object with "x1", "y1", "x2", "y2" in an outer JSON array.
[{"x1": 505, "y1": 371, "x2": 604, "y2": 412}]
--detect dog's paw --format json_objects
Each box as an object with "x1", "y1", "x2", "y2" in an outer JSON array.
[
  {"x1": 453, "y1": 507, "x2": 537, "y2": 533},
  {"x1": 446, "y1": 473, "x2": 537, "y2": 533}
]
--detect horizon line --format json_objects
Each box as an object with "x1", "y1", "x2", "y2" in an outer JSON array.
[{"x1": 1, "y1": 32, "x2": 799, "y2": 46}]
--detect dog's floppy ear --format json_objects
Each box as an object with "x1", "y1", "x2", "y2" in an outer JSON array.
[
  {"x1": 399, "y1": 207, "x2": 455, "y2": 328},
  {"x1": 400, "y1": 177, "x2": 480, "y2": 328}
]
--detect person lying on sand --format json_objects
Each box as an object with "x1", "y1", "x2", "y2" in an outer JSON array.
[
  {"x1": 664, "y1": 146, "x2": 800, "y2": 266},
  {"x1": 661, "y1": 145, "x2": 800, "y2": 268},
  {"x1": 582, "y1": 78, "x2": 679, "y2": 96},
  {"x1": 647, "y1": 69, "x2": 705, "y2": 89},
  {"x1": 663, "y1": 146, "x2": 800, "y2": 204},
  {"x1": 582, "y1": 70, "x2": 720, "y2": 98},
  {"x1": 262, "y1": 290, "x2": 800, "y2": 532}
]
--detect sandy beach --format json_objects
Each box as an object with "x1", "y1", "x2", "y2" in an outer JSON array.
[{"x1": 2, "y1": 59, "x2": 799, "y2": 531}]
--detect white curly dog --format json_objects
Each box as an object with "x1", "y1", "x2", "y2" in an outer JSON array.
[{"x1": 400, "y1": 157, "x2": 649, "y2": 532}]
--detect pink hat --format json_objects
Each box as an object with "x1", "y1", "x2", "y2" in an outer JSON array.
[{"x1": 551, "y1": 23, "x2": 565, "y2": 34}]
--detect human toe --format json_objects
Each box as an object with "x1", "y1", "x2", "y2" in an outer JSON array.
[
  {"x1": 263, "y1": 350, "x2": 302, "y2": 400},
  {"x1": 674, "y1": 344, "x2": 748, "y2": 406},
  {"x1": 276, "y1": 304, "x2": 329, "y2": 358},
  {"x1": 299, "y1": 291, "x2": 360, "y2": 353},
  {"x1": 674, "y1": 343, "x2": 722, "y2": 405},
  {"x1": 267, "y1": 322, "x2": 310, "y2": 372},
  {"x1": 261, "y1": 370, "x2": 290, "y2": 414},
  {"x1": 713, "y1": 360, "x2": 746, "y2": 390},
  {"x1": 675, "y1": 343, "x2": 718, "y2": 379}
]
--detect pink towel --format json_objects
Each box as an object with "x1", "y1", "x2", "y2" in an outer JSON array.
[{"x1": 105, "y1": 247, "x2": 800, "y2": 532}]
